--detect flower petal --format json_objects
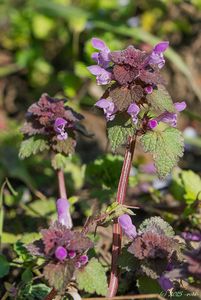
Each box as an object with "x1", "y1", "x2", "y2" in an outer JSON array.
[
  {"x1": 56, "y1": 198, "x2": 70, "y2": 226},
  {"x1": 118, "y1": 214, "x2": 137, "y2": 240},
  {"x1": 87, "y1": 65, "x2": 103, "y2": 75},
  {"x1": 92, "y1": 38, "x2": 107, "y2": 50},
  {"x1": 127, "y1": 103, "x2": 140, "y2": 115},
  {"x1": 91, "y1": 52, "x2": 99, "y2": 62},
  {"x1": 174, "y1": 101, "x2": 186, "y2": 112},
  {"x1": 95, "y1": 98, "x2": 111, "y2": 109},
  {"x1": 154, "y1": 41, "x2": 169, "y2": 53},
  {"x1": 148, "y1": 119, "x2": 158, "y2": 129}
]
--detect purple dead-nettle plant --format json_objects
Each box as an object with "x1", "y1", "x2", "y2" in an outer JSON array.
[
  {"x1": 88, "y1": 37, "x2": 186, "y2": 297},
  {"x1": 20, "y1": 93, "x2": 84, "y2": 156},
  {"x1": 26, "y1": 220, "x2": 93, "y2": 293},
  {"x1": 19, "y1": 93, "x2": 96, "y2": 297}
]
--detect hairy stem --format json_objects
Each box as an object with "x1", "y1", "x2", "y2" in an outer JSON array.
[
  {"x1": 108, "y1": 134, "x2": 137, "y2": 297},
  {"x1": 57, "y1": 169, "x2": 73, "y2": 228}
]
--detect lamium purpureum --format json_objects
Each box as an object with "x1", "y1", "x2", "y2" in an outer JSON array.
[{"x1": 87, "y1": 37, "x2": 186, "y2": 297}]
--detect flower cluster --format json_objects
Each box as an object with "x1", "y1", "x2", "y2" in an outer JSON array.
[
  {"x1": 88, "y1": 38, "x2": 186, "y2": 131},
  {"x1": 26, "y1": 221, "x2": 93, "y2": 291},
  {"x1": 27, "y1": 221, "x2": 93, "y2": 264},
  {"x1": 21, "y1": 93, "x2": 84, "y2": 154},
  {"x1": 148, "y1": 101, "x2": 186, "y2": 129},
  {"x1": 118, "y1": 215, "x2": 181, "y2": 291}
]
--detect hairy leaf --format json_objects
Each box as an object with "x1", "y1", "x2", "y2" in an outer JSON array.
[
  {"x1": 113, "y1": 65, "x2": 139, "y2": 85},
  {"x1": 140, "y1": 127, "x2": 184, "y2": 178},
  {"x1": 26, "y1": 240, "x2": 45, "y2": 257},
  {"x1": 68, "y1": 232, "x2": 93, "y2": 252},
  {"x1": 51, "y1": 153, "x2": 68, "y2": 170},
  {"x1": 76, "y1": 258, "x2": 108, "y2": 296},
  {"x1": 110, "y1": 46, "x2": 147, "y2": 68},
  {"x1": 107, "y1": 113, "x2": 135, "y2": 152},
  {"x1": 52, "y1": 136, "x2": 76, "y2": 155},
  {"x1": 139, "y1": 69, "x2": 164, "y2": 85},
  {"x1": 19, "y1": 136, "x2": 49, "y2": 159},
  {"x1": 44, "y1": 261, "x2": 75, "y2": 293},
  {"x1": 41, "y1": 221, "x2": 93, "y2": 255},
  {"x1": 138, "y1": 217, "x2": 175, "y2": 237},
  {"x1": 147, "y1": 84, "x2": 175, "y2": 113},
  {"x1": 109, "y1": 84, "x2": 133, "y2": 111}
]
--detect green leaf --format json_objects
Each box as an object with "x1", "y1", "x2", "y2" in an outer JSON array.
[
  {"x1": 0, "y1": 255, "x2": 10, "y2": 278},
  {"x1": 76, "y1": 258, "x2": 108, "y2": 296},
  {"x1": 182, "y1": 170, "x2": 201, "y2": 204},
  {"x1": 147, "y1": 84, "x2": 175, "y2": 113},
  {"x1": 21, "y1": 268, "x2": 33, "y2": 283},
  {"x1": 118, "y1": 247, "x2": 138, "y2": 272},
  {"x1": 31, "y1": 284, "x2": 51, "y2": 299},
  {"x1": 14, "y1": 241, "x2": 33, "y2": 262},
  {"x1": 107, "y1": 114, "x2": 135, "y2": 152},
  {"x1": 137, "y1": 276, "x2": 162, "y2": 294},
  {"x1": 51, "y1": 153, "x2": 68, "y2": 170},
  {"x1": 171, "y1": 169, "x2": 201, "y2": 204},
  {"x1": 2, "y1": 232, "x2": 21, "y2": 244},
  {"x1": 52, "y1": 137, "x2": 75, "y2": 155},
  {"x1": 140, "y1": 127, "x2": 184, "y2": 178},
  {"x1": 19, "y1": 137, "x2": 49, "y2": 159}
]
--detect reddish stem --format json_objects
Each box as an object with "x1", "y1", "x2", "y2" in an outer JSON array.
[
  {"x1": 108, "y1": 134, "x2": 137, "y2": 297},
  {"x1": 58, "y1": 169, "x2": 67, "y2": 199},
  {"x1": 44, "y1": 288, "x2": 57, "y2": 300}
]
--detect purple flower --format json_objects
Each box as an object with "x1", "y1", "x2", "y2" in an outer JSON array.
[
  {"x1": 68, "y1": 250, "x2": 76, "y2": 259},
  {"x1": 95, "y1": 98, "x2": 117, "y2": 121},
  {"x1": 54, "y1": 117, "x2": 68, "y2": 140},
  {"x1": 149, "y1": 41, "x2": 169, "y2": 69},
  {"x1": 118, "y1": 214, "x2": 137, "y2": 240},
  {"x1": 55, "y1": 246, "x2": 67, "y2": 261},
  {"x1": 91, "y1": 38, "x2": 110, "y2": 68},
  {"x1": 56, "y1": 198, "x2": 70, "y2": 227},
  {"x1": 148, "y1": 119, "x2": 158, "y2": 129},
  {"x1": 75, "y1": 261, "x2": 81, "y2": 269},
  {"x1": 127, "y1": 103, "x2": 140, "y2": 124},
  {"x1": 156, "y1": 101, "x2": 186, "y2": 127},
  {"x1": 158, "y1": 275, "x2": 173, "y2": 291},
  {"x1": 181, "y1": 232, "x2": 201, "y2": 242},
  {"x1": 174, "y1": 101, "x2": 187, "y2": 112},
  {"x1": 144, "y1": 85, "x2": 153, "y2": 94},
  {"x1": 87, "y1": 65, "x2": 112, "y2": 85},
  {"x1": 79, "y1": 255, "x2": 88, "y2": 265}
]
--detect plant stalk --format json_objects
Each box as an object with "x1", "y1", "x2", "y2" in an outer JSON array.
[
  {"x1": 44, "y1": 288, "x2": 57, "y2": 300},
  {"x1": 108, "y1": 134, "x2": 137, "y2": 297},
  {"x1": 57, "y1": 169, "x2": 73, "y2": 228},
  {"x1": 45, "y1": 170, "x2": 73, "y2": 300}
]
